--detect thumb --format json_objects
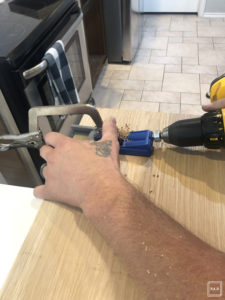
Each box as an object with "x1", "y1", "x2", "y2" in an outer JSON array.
[
  {"x1": 101, "y1": 117, "x2": 118, "y2": 141},
  {"x1": 33, "y1": 185, "x2": 47, "y2": 200},
  {"x1": 202, "y1": 98, "x2": 225, "y2": 112}
]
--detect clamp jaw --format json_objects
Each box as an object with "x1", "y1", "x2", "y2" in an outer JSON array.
[{"x1": 0, "y1": 104, "x2": 103, "y2": 151}]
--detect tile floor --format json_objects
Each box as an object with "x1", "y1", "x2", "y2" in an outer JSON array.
[{"x1": 93, "y1": 14, "x2": 225, "y2": 115}]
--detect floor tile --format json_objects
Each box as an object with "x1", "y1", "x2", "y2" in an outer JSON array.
[
  {"x1": 170, "y1": 20, "x2": 197, "y2": 32},
  {"x1": 199, "y1": 49, "x2": 225, "y2": 66},
  {"x1": 198, "y1": 26, "x2": 225, "y2": 37},
  {"x1": 181, "y1": 93, "x2": 201, "y2": 105},
  {"x1": 183, "y1": 31, "x2": 197, "y2": 37},
  {"x1": 122, "y1": 90, "x2": 142, "y2": 101},
  {"x1": 108, "y1": 79, "x2": 144, "y2": 90},
  {"x1": 144, "y1": 15, "x2": 171, "y2": 31},
  {"x1": 120, "y1": 101, "x2": 159, "y2": 112},
  {"x1": 163, "y1": 73, "x2": 200, "y2": 93},
  {"x1": 106, "y1": 64, "x2": 131, "y2": 71},
  {"x1": 142, "y1": 28, "x2": 156, "y2": 36},
  {"x1": 217, "y1": 65, "x2": 225, "y2": 74},
  {"x1": 200, "y1": 84, "x2": 211, "y2": 105},
  {"x1": 183, "y1": 37, "x2": 213, "y2": 44},
  {"x1": 140, "y1": 37, "x2": 168, "y2": 50},
  {"x1": 198, "y1": 43, "x2": 214, "y2": 50},
  {"x1": 142, "y1": 91, "x2": 180, "y2": 103},
  {"x1": 149, "y1": 56, "x2": 181, "y2": 65},
  {"x1": 93, "y1": 87, "x2": 124, "y2": 108},
  {"x1": 182, "y1": 65, "x2": 217, "y2": 75},
  {"x1": 168, "y1": 37, "x2": 183, "y2": 43},
  {"x1": 171, "y1": 15, "x2": 184, "y2": 22},
  {"x1": 133, "y1": 55, "x2": 150, "y2": 64},
  {"x1": 200, "y1": 74, "x2": 218, "y2": 84},
  {"x1": 214, "y1": 44, "x2": 225, "y2": 50},
  {"x1": 151, "y1": 49, "x2": 167, "y2": 57},
  {"x1": 167, "y1": 43, "x2": 198, "y2": 57},
  {"x1": 95, "y1": 77, "x2": 110, "y2": 88},
  {"x1": 133, "y1": 51, "x2": 151, "y2": 63},
  {"x1": 165, "y1": 64, "x2": 181, "y2": 73},
  {"x1": 98, "y1": 66, "x2": 113, "y2": 79},
  {"x1": 111, "y1": 70, "x2": 130, "y2": 80},
  {"x1": 210, "y1": 19, "x2": 225, "y2": 27},
  {"x1": 182, "y1": 57, "x2": 198, "y2": 65},
  {"x1": 144, "y1": 81, "x2": 162, "y2": 91},
  {"x1": 156, "y1": 31, "x2": 182, "y2": 37},
  {"x1": 180, "y1": 104, "x2": 204, "y2": 115},
  {"x1": 213, "y1": 37, "x2": 225, "y2": 43},
  {"x1": 94, "y1": 13, "x2": 225, "y2": 115},
  {"x1": 160, "y1": 103, "x2": 180, "y2": 113},
  {"x1": 135, "y1": 49, "x2": 151, "y2": 57},
  {"x1": 129, "y1": 64, "x2": 164, "y2": 81}
]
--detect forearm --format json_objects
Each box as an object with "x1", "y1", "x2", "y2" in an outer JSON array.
[{"x1": 83, "y1": 175, "x2": 225, "y2": 299}]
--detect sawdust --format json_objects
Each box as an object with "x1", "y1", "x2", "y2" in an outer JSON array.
[{"x1": 119, "y1": 123, "x2": 130, "y2": 139}]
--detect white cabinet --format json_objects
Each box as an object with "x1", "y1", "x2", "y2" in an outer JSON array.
[{"x1": 141, "y1": 0, "x2": 199, "y2": 13}]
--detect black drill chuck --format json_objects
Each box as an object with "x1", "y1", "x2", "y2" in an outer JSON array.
[{"x1": 160, "y1": 110, "x2": 225, "y2": 149}]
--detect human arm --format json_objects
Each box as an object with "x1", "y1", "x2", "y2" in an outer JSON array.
[{"x1": 34, "y1": 118, "x2": 225, "y2": 299}]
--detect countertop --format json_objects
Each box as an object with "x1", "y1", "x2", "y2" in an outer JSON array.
[
  {"x1": 1, "y1": 108, "x2": 225, "y2": 299},
  {"x1": 0, "y1": 184, "x2": 42, "y2": 292}
]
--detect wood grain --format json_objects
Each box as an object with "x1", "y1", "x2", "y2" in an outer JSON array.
[{"x1": 1, "y1": 108, "x2": 225, "y2": 299}]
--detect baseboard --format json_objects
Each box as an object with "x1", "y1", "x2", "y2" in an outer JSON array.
[{"x1": 203, "y1": 12, "x2": 225, "y2": 18}]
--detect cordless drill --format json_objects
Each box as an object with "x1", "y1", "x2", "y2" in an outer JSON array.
[
  {"x1": 152, "y1": 74, "x2": 225, "y2": 149},
  {"x1": 153, "y1": 109, "x2": 225, "y2": 149}
]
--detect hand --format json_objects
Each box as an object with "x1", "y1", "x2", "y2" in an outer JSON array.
[
  {"x1": 202, "y1": 98, "x2": 225, "y2": 112},
  {"x1": 34, "y1": 118, "x2": 122, "y2": 212}
]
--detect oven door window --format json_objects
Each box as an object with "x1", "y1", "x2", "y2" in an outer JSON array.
[{"x1": 65, "y1": 31, "x2": 85, "y2": 91}]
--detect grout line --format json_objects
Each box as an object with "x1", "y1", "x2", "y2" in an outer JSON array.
[
  {"x1": 197, "y1": 43, "x2": 200, "y2": 65},
  {"x1": 161, "y1": 64, "x2": 165, "y2": 92},
  {"x1": 140, "y1": 83, "x2": 144, "y2": 102}
]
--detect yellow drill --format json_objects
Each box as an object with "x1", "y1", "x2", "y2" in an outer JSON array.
[{"x1": 153, "y1": 76, "x2": 225, "y2": 149}]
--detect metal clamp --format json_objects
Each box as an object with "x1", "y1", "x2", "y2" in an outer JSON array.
[
  {"x1": 23, "y1": 60, "x2": 48, "y2": 80},
  {"x1": 28, "y1": 104, "x2": 103, "y2": 132}
]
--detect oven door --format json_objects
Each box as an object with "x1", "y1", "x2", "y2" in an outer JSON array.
[
  {"x1": 0, "y1": 12, "x2": 92, "y2": 187},
  {"x1": 24, "y1": 12, "x2": 92, "y2": 134}
]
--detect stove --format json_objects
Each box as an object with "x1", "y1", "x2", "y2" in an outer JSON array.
[
  {"x1": 0, "y1": 0, "x2": 79, "y2": 68},
  {"x1": 0, "y1": 0, "x2": 93, "y2": 187}
]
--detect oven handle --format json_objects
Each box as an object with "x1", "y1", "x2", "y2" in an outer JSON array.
[
  {"x1": 22, "y1": 12, "x2": 83, "y2": 80},
  {"x1": 23, "y1": 60, "x2": 48, "y2": 80}
]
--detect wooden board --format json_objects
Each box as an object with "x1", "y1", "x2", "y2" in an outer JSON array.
[{"x1": 1, "y1": 108, "x2": 225, "y2": 299}]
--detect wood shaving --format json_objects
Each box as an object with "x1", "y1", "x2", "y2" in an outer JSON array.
[{"x1": 119, "y1": 123, "x2": 130, "y2": 139}]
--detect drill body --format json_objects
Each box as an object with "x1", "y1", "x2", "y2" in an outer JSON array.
[{"x1": 155, "y1": 109, "x2": 225, "y2": 149}]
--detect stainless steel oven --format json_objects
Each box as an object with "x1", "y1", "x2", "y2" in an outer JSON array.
[{"x1": 0, "y1": 0, "x2": 92, "y2": 187}]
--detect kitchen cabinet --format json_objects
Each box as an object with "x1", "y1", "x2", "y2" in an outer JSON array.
[
  {"x1": 141, "y1": 0, "x2": 199, "y2": 12},
  {"x1": 1, "y1": 108, "x2": 225, "y2": 299}
]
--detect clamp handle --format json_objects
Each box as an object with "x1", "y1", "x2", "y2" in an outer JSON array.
[{"x1": 28, "y1": 104, "x2": 103, "y2": 132}]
